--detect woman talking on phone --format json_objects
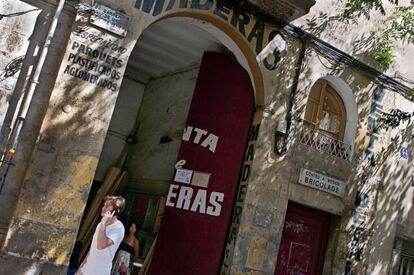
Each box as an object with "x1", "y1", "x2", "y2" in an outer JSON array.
[
  {"x1": 111, "y1": 221, "x2": 140, "y2": 275},
  {"x1": 76, "y1": 196, "x2": 126, "y2": 275}
]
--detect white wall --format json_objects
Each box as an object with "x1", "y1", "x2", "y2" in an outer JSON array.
[
  {"x1": 293, "y1": 0, "x2": 414, "y2": 78},
  {"x1": 0, "y1": 0, "x2": 40, "y2": 135},
  {"x1": 94, "y1": 77, "x2": 145, "y2": 181},
  {"x1": 126, "y1": 68, "x2": 199, "y2": 181}
]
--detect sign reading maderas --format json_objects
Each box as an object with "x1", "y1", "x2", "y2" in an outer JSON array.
[{"x1": 298, "y1": 168, "x2": 346, "y2": 197}]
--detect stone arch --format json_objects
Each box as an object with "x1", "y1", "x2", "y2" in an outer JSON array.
[{"x1": 130, "y1": 10, "x2": 265, "y2": 107}]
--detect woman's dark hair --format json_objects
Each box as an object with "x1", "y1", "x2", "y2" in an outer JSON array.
[{"x1": 127, "y1": 221, "x2": 138, "y2": 234}]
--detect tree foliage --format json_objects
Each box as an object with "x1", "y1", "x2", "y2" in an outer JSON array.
[
  {"x1": 343, "y1": 0, "x2": 399, "y2": 19},
  {"x1": 342, "y1": 0, "x2": 414, "y2": 129},
  {"x1": 344, "y1": 0, "x2": 414, "y2": 68},
  {"x1": 378, "y1": 109, "x2": 413, "y2": 129}
]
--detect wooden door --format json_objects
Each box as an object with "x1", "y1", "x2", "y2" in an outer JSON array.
[
  {"x1": 275, "y1": 203, "x2": 331, "y2": 275},
  {"x1": 148, "y1": 52, "x2": 255, "y2": 275}
]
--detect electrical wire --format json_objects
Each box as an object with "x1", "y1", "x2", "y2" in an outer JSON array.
[
  {"x1": 225, "y1": 0, "x2": 414, "y2": 99},
  {"x1": 284, "y1": 25, "x2": 414, "y2": 98}
]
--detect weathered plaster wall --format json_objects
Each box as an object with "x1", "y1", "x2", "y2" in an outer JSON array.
[
  {"x1": 292, "y1": 0, "x2": 414, "y2": 81},
  {"x1": 291, "y1": 5, "x2": 414, "y2": 270},
  {"x1": 126, "y1": 68, "x2": 198, "y2": 181},
  {"x1": 244, "y1": 0, "x2": 316, "y2": 21},
  {"x1": 0, "y1": 0, "x2": 40, "y2": 133},
  {"x1": 0, "y1": 1, "x2": 129, "y2": 273},
  {"x1": 0, "y1": 0, "x2": 412, "y2": 274},
  {"x1": 229, "y1": 36, "x2": 414, "y2": 274},
  {"x1": 366, "y1": 94, "x2": 414, "y2": 275},
  {"x1": 94, "y1": 77, "x2": 145, "y2": 181},
  {"x1": 0, "y1": 0, "x2": 75, "y2": 247},
  {"x1": 226, "y1": 37, "x2": 301, "y2": 274}
]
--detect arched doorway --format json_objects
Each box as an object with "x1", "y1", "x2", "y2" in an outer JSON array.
[{"x1": 72, "y1": 16, "x2": 260, "y2": 275}]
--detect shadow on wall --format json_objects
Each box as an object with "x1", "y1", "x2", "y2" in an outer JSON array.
[
  {"x1": 300, "y1": 10, "x2": 402, "y2": 72},
  {"x1": 1, "y1": 11, "x2": 120, "y2": 271},
  {"x1": 366, "y1": 123, "x2": 413, "y2": 273},
  {"x1": 0, "y1": 2, "x2": 73, "y2": 249}
]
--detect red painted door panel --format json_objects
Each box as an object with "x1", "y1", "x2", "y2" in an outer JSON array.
[
  {"x1": 148, "y1": 52, "x2": 254, "y2": 275},
  {"x1": 275, "y1": 203, "x2": 331, "y2": 275}
]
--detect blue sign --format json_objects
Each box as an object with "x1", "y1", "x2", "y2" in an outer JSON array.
[{"x1": 401, "y1": 147, "x2": 410, "y2": 159}]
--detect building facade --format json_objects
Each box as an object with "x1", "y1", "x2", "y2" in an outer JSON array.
[{"x1": 0, "y1": 0, "x2": 413, "y2": 274}]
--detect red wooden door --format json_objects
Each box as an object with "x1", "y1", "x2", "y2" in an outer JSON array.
[
  {"x1": 148, "y1": 52, "x2": 254, "y2": 275},
  {"x1": 275, "y1": 203, "x2": 331, "y2": 275}
]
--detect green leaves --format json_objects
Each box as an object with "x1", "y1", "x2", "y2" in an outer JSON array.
[
  {"x1": 371, "y1": 43, "x2": 395, "y2": 69},
  {"x1": 341, "y1": 1, "x2": 414, "y2": 130},
  {"x1": 378, "y1": 109, "x2": 413, "y2": 129},
  {"x1": 343, "y1": 0, "x2": 398, "y2": 19},
  {"x1": 343, "y1": 1, "x2": 414, "y2": 68}
]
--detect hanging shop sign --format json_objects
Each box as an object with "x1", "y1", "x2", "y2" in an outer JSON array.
[
  {"x1": 91, "y1": 3, "x2": 130, "y2": 37},
  {"x1": 298, "y1": 168, "x2": 346, "y2": 197}
]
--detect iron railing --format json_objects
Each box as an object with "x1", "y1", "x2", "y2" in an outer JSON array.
[
  {"x1": 299, "y1": 125, "x2": 352, "y2": 161},
  {"x1": 398, "y1": 254, "x2": 414, "y2": 275}
]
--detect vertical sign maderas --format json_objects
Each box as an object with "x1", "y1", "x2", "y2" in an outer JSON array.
[{"x1": 148, "y1": 52, "x2": 254, "y2": 275}]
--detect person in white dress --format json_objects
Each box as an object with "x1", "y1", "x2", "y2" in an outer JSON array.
[{"x1": 76, "y1": 196, "x2": 126, "y2": 275}]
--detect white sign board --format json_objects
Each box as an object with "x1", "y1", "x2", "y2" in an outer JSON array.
[
  {"x1": 174, "y1": 168, "x2": 193, "y2": 184},
  {"x1": 298, "y1": 168, "x2": 346, "y2": 197},
  {"x1": 90, "y1": 3, "x2": 130, "y2": 37}
]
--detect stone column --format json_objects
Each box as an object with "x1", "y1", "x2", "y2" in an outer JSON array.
[{"x1": 0, "y1": 4, "x2": 134, "y2": 273}]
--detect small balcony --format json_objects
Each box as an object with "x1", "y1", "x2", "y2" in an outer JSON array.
[{"x1": 299, "y1": 125, "x2": 352, "y2": 161}]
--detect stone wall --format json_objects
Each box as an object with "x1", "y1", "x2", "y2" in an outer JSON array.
[
  {"x1": 0, "y1": 0, "x2": 412, "y2": 274},
  {"x1": 0, "y1": 0, "x2": 75, "y2": 248}
]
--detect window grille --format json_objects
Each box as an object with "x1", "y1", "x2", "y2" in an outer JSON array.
[
  {"x1": 299, "y1": 124, "x2": 352, "y2": 161},
  {"x1": 398, "y1": 254, "x2": 414, "y2": 275}
]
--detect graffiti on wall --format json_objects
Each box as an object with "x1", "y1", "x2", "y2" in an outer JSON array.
[{"x1": 0, "y1": 56, "x2": 24, "y2": 83}]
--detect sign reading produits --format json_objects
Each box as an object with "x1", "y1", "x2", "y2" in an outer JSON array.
[
  {"x1": 90, "y1": 3, "x2": 130, "y2": 37},
  {"x1": 298, "y1": 168, "x2": 346, "y2": 197}
]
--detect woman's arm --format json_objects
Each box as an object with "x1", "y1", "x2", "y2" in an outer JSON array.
[{"x1": 133, "y1": 238, "x2": 140, "y2": 260}]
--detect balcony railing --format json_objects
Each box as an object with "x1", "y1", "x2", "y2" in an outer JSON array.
[
  {"x1": 299, "y1": 125, "x2": 352, "y2": 161},
  {"x1": 398, "y1": 254, "x2": 414, "y2": 275}
]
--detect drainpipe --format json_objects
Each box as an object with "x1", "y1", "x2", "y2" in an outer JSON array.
[
  {"x1": 0, "y1": 0, "x2": 66, "y2": 193},
  {"x1": 274, "y1": 38, "x2": 306, "y2": 155},
  {"x1": 286, "y1": 40, "x2": 306, "y2": 136}
]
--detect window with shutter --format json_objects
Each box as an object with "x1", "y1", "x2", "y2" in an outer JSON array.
[{"x1": 304, "y1": 80, "x2": 346, "y2": 141}]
